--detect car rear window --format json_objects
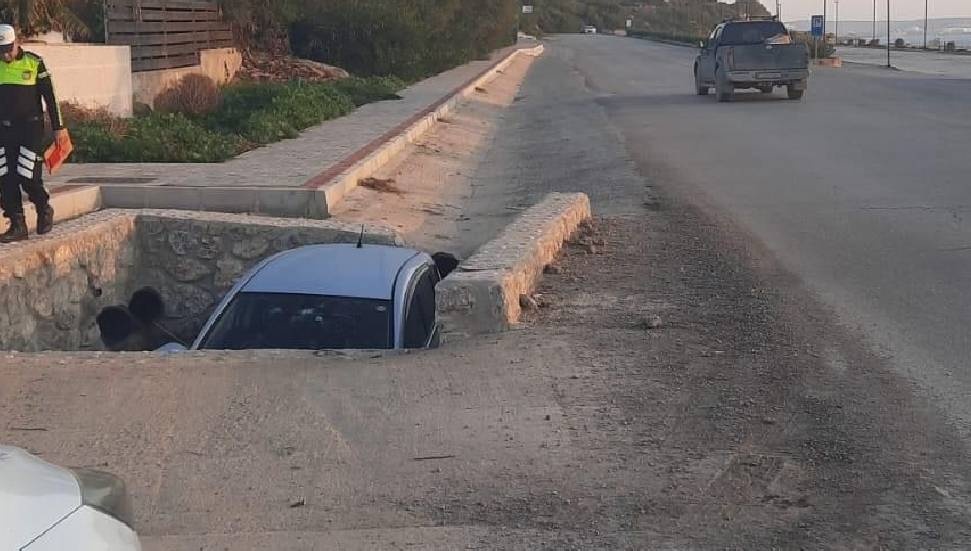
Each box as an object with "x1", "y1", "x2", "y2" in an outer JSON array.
[
  {"x1": 721, "y1": 22, "x2": 788, "y2": 46},
  {"x1": 198, "y1": 292, "x2": 393, "y2": 350}
]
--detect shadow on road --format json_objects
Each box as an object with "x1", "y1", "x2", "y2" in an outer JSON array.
[{"x1": 596, "y1": 91, "x2": 798, "y2": 108}]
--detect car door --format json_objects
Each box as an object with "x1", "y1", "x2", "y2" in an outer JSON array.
[
  {"x1": 697, "y1": 25, "x2": 722, "y2": 82},
  {"x1": 402, "y1": 265, "x2": 440, "y2": 349}
]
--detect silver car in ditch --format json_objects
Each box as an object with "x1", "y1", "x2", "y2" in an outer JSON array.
[{"x1": 189, "y1": 244, "x2": 445, "y2": 351}]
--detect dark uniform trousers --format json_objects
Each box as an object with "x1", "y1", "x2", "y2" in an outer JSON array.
[{"x1": 0, "y1": 118, "x2": 49, "y2": 218}]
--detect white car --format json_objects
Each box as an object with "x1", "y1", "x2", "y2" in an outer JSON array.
[
  {"x1": 0, "y1": 446, "x2": 141, "y2": 550},
  {"x1": 583, "y1": 25, "x2": 597, "y2": 34}
]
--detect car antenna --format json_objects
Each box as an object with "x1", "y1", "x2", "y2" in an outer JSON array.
[{"x1": 356, "y1": 225, "x2": 365, "y2": 249}]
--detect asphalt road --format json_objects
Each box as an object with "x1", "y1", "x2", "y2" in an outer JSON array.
[{"x1": 542, "y1": 34, "x2": 971, "y2": 438}]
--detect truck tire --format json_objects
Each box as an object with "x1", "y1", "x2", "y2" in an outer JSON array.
[
  {"x1": 716, "y1": 69, "x2": 734, "y2": 103},
  {"x1": 694, "y1": 66, "x2": 709, "y2": 95},
  {"x1": 787, "y1": 86, "x2": 805, "y2": 100},
  {"x1": 759, "y1": 86, "x2": 774, "y2": 94}
]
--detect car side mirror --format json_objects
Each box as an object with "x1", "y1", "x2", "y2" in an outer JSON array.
[
  {"x1": 432, "y1": 252, "x2": 460, "y2": 278},
  {"x1": 699, "y1": 40, "x2": 706, "y2": 49}
]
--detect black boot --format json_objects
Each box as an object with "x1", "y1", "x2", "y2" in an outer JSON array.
[
  {"x1": 0, "y1": 215, "x2": 28, "y2": 243},
  {"x1": 36, "y1": 205, "x2": 54, "y2": 235}
]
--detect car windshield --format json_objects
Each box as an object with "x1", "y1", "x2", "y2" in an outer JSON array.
[
  {"x1": 198, "y1": 292, "x2": 393, "y2": 350},
  {"x1": 720, "y1": 22, "x2": 788, "y2": 45}
]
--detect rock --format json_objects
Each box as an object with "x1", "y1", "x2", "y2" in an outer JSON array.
[
  {"x1": 519, "y1": 294, "x2": 539, "y2": 311},
  {"x1": 166, "y1": 257, "x2": 213, "y2": 283},
  {"x1": 238, "y1": 52, "x2": 349, "y2": 83},
  {"x1": 197, "y1": 235, "x2": 222, "y2": 260},
  {"x1": 231, "y1": 237, "x2": 269, "y2": 260},
  {"x1": 167, "y1": 230, "x2": 196, "y2": 256},
  {"x1": 543, "y1": 264, "x2": 562, "y2": 275},
  {"x1": 215, "y1": 257, "x2": 245, "y2": 288},
  {"x1": 646, "y1": 315, "x2": 663, "y2": 330}
]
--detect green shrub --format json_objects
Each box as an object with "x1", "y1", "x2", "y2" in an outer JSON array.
[
  {"x1": 332, "y1": 76, "x2": 406, "y2": 106},
  {"x1": 207, "y1": 81, "x2": 355, "y2": 144},
  {"x1": 791, "y1": 31, "x2": 836, "y2": 59},
  {"x1": 72, "y1": 113, "x2": 242, "y2": 163},
  {"x1": 154, "y1": 74, "x2": 223, "y2": 117},
  {"x1": 68, "y1": 76, "x2": 405, "y2": 162}
]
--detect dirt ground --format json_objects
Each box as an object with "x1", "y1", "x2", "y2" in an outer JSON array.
[
  {"x1": 3, "y1": 40, "x2": 971, "y2": 549},
  {"x1": 332, "y1": 52, "x2": 537, "y2": 258},
  {"x1": 5, "y1": 190, "x2": 969, "y2": 549}
]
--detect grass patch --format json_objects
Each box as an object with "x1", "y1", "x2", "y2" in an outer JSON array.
[{"x1": 68, "y1": 76, "x2": 406, "y2": 163}]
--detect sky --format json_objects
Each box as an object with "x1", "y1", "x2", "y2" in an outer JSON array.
[{"x1": 748, "y1": 0, "x2": 971, "y2": 22}]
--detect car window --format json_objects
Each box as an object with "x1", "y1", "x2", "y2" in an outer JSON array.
[
  {"x1": 713, "y1": 26, "x2": 723, "y2": 44},
  {"x1": 709, "y1": 27, "x2": 719, "y2": 42},
  {"x1": 403, "y1": 267, "x2": 439, "y2": 349},
  {"x1": 720, "y1": 22, "x2": 787, "y2": 46},
  {"x1": 199, "y1": 292, "x2": 392, "y2": 350}
]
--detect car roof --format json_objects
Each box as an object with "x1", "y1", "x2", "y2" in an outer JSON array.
[{"x1": 240, "y1": 244, "x2": 426, "y2": 300}]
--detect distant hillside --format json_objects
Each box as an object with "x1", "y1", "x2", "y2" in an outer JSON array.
[{"x1": 634, "y1": 0, "x2": 772, "y2": 40}]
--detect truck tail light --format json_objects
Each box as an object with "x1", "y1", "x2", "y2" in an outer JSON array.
[{"x1": 727, "y1": 47, "x2": 736, "y2": 70}]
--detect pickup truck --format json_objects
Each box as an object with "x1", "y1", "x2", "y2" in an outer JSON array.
[{"x1": 694, "y1": 19, "x2": 810, "y2": 102}]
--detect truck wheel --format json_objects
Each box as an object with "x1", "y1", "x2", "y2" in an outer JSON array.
[
  {"x1": 787, "y1": 86, "x2": 805, "y2": 100},
  {"x1": 694, "y1": 66, "x2": 709, "y2": 95},
  {"x1": 695, "y1": 73, "x2": 709, "y2": 96},
  {"x1": 715, "y1": 68, "x2": 733, "y2": 103},
  {"x1": 759, "y1": 86, "x2": 774, "y2": 94}
]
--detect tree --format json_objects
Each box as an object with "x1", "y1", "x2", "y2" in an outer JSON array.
[
  {"x1": 0, "y1": 0, "x2": 94, "y2": 39},
  {"x1": 290, "y1": 0, "x2": 519, "y2": 80}
]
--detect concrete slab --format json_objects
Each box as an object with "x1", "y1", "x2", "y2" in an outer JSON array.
[{"x1": 437, "y1": 192, "x2": 591, "y2": 338}]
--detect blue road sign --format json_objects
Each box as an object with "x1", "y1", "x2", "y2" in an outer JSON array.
[{"x1": 811, "y1": 15, "x2": 825, "y2": 38}]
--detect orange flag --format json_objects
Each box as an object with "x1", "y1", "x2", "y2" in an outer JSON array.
[{"x1": 44, "y1": 130, "x2": 74, "y2": 175}]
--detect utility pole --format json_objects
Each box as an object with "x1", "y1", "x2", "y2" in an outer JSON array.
[
  {"x1": 924, "y1": 0, "x2": 928, "y2": 50},
  {"x1": 873, "y1": 0, "x2": 877, "y2": 42},
  {"x1": 887, "y1": 0, "x2": 891, "y2": 68},
  {"x1": 823, "y1": 0, "x2": 827, "y2": 45},
  {"x1": 835, "y1": 0, "x2": 839, "y2": 46}
]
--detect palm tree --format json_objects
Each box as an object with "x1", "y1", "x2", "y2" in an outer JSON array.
[{"x1": 0, "y1": 0, "x2": 92, "y2": 40}]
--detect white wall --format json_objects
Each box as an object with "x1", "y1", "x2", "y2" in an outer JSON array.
[{"x1": 25, "y1": 44, "x2": 134, "y2": 118}]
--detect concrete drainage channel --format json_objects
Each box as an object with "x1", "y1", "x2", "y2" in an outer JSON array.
[
  {"x1": 0, "y1": 191, "x2": 589, "y2": 353},
  {"x1": 0, "y1": 209, "x2": 397, "y2": 352}
]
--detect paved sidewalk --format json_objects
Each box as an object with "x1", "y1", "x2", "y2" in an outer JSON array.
[
  {"x1": 838, "y1": 46, "x2": 971, "y2": 78},
  {"x1": 48, "y1": 43, "x2": 533, "y2": 192}
]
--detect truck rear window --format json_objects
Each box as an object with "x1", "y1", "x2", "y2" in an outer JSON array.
[{"x1": 721, "y1": 22, "x2": 788, "y2": 46}]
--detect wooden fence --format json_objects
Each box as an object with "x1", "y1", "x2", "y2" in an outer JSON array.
[{"x1": 106, "y1": 0, "x2": 233, "y2": 72}]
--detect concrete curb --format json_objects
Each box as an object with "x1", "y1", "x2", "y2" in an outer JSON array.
[
  {"x1": 629, "y1": 36, "x2": 698, "y2": 49},
  {"x1": 99, "y1": 185, "x2": 329, "y2": 219},
  {"x1": 310, "y1": 44, "x2": 546, "y2": 214},
  {"x1": 436, "y1": 192, "x2": 591, "y2": 339},
  {"x1": 11, "y1": 184, "x2": 103, "y2": 234}
]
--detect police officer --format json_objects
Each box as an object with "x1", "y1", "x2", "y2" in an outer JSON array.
[{"x1": 0, "y1": 24, "x2": 64, "y2": 243}]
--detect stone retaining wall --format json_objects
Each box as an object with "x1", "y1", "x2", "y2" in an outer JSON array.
[
  {"x1": 0, "y1": 211, "x2": 136, "y2": 351},
  {"x1": 0, "y1": 210, "x2": 399, "y2": 351},
  {"x1": 436, "y1": 192, "x2": 591, "y2": 339},
  {"x1": 133, "y1": 210, "x2": 399, "y2": 341}
]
